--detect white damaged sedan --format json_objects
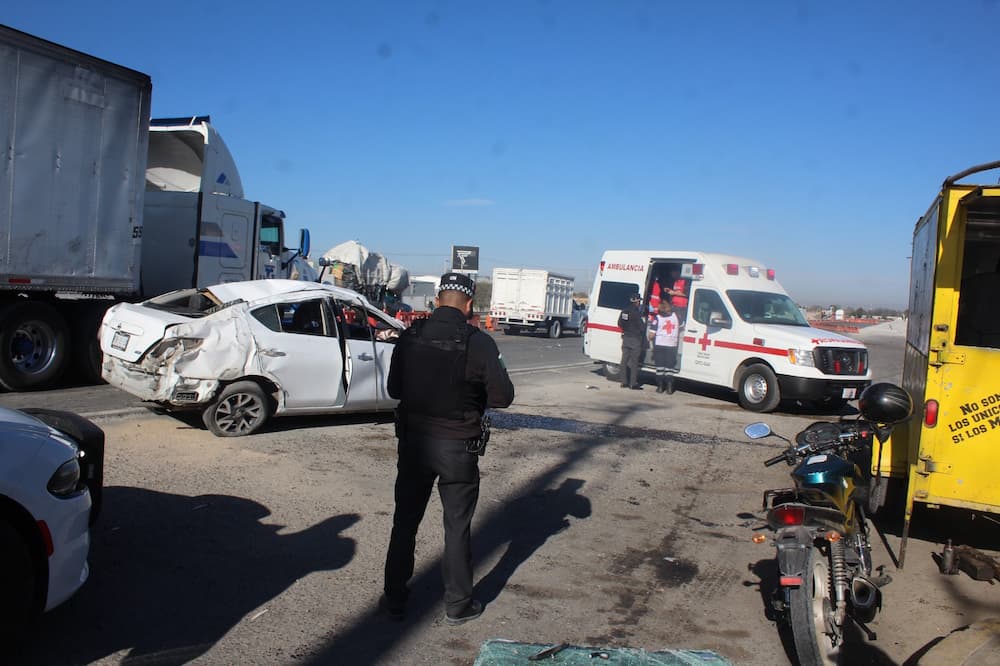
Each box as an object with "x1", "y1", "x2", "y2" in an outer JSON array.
[{"x1": 100, "y1": 280, "x2": 404, "y2": 436}]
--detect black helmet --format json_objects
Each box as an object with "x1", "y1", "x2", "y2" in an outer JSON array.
[{"x1": 859, "y1": 383, "x2": 913, "y2": 424}]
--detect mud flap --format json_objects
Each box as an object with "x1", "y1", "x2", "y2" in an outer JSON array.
[{"x1": 775, "y1": 526, "x2": 813, "y2": 582}]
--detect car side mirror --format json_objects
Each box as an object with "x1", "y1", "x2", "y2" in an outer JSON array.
[
  {"x1": 745, "y1": 422, "x2": 771, "y2": 439},
  {"x1": 299, "y1": 229, "x2": 311, "y2": 259}
]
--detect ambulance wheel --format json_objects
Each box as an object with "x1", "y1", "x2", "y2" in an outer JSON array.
[
  {"x1": 604, "y1": 362, "x2": 622, "y2": 382},
  {"x1": 202, "y1": 381, "x2": 273, "y2": 437},
  {"x1": 738, "y1": 363, "x2": 780, "y2": 413},
  {"x1": 548, "y1": 320, "x2": 562, "y2": 339}
]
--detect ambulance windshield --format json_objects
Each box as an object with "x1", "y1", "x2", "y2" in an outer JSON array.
[{"x1": 727, "y1": 290, "x2": 808, "y2": 326}]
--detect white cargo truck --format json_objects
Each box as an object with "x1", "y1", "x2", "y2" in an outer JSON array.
[
  {"x1": 0, "y1": 25, "x2": 309, "y2": 390},
  {"x1": 489, "y1": 268, "x2": 587, "y2": 338}
]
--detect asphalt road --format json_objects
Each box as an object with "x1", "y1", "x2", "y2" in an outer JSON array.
[{"x1": 11, "y1": 323, "x2": 994, "y2": 666}]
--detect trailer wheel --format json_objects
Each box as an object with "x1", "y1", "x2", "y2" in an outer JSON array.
[
  {"x1": 503, "y1": 326, "x2": 519, "y2": 336},
  {"x1": 0, "y1": 301, "x2": 69, "y2": 391},
  {"x1": 548, "y1": 319, "x2": 562, "y2": 339},
  {"x1": 72, "y1": 304, "x2": 109, "y2": 385},
  {"x1": 737, "y1": 363, "x2": 781, "y2": 413}
]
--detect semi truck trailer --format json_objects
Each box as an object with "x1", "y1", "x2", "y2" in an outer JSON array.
[{"x1": 0, "y1": 25, "x2": 309, "y2": 390}]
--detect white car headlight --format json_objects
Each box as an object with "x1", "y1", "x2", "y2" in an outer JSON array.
[
  {"x1": 48, "y1": 458, "x2": 82, "y2": 497},
  {"x1": 787, "y1": 348, "x2": 816, "y2": 367}
]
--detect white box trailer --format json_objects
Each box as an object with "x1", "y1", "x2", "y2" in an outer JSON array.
[
  {"x1": 0, "y1": 25, "x2": 309, "y2": 391},
  {"x1": 489, "y1": 267, "x2": 587, "y2": 338}
]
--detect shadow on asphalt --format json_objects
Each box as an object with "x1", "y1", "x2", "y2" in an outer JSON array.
[
  {"x1": 13, "y1": 488, "x2": 359, "y2": 665},
  {"x1": 587, "y1": 367, "x2": 863, "y2": 418},
  {"x1": 162, "y1": 408, "x2": 395, "y2": 435},
  {"x1": 300, "y1": 403, "x2": 670, "y2": 665}
]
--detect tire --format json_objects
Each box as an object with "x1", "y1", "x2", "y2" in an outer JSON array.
[
  {"x1": 71, "y1": 304, "x2": 109, "y2": 385},
  {"x1": 0, "y1": 301, "x2": 70, "y2": 391},
  {"x1": 548, "y1": 319, "x2": 562, "y2": 339},
  {"x1": 604, "y1": 362, "x2": 622, "y2": 382},
  {"x1": 578, "y1": 318, "x2": 588, "y2": 336},
  {"x1": 20, "y1": 408, "x2": 105, "y2": 525},
  {"x1": 738, "y1": 363, "x2": 781, "y2": 413},
  {"x1": 202, "y1": 381, "x2": 273, "y2": 437},
  {"x1": 788, "y1": 547, "x2": 841, "y2": 666},
  {"x1": 0, "y1": 519, "x2": 37, "y2": 643},
  {"x1": 503, "y1": 327, "x2": 519, "y2": 336}
]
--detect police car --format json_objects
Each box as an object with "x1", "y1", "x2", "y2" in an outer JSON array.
[
  {"x1": 584, "y1": 251, "x2": 871, "y2": 412},
  {"x1": 1, "y1": 407, "x2": 103, "y2": 637}
]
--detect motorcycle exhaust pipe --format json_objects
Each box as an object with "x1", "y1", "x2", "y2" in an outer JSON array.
[{"x1": 850, "y1": 576, "x2": 882, "y2": 624}]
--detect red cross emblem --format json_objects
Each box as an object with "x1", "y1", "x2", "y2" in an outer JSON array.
[{"x1": 698, "y1": 330, "x2": 711, "y2": 351}]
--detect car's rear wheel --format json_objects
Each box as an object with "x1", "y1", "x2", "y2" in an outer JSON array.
[
  {"x1": 202, "y1": 381, "x2": 273, "y2": 437},
  {"x1": 548, "y1": 319, "x2": 562, "y2": 339},
  {"x1": 0, "y1": 519, "x2": 36, "y2": 642}
]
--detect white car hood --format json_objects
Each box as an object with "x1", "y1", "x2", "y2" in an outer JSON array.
[{"x1": 752, "y1": 324, "x2": 866, "y2": 348}]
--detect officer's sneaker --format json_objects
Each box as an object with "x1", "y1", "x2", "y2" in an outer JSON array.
[{"x1": 445, "y1": 600, "x2": 483, "y2": 626}]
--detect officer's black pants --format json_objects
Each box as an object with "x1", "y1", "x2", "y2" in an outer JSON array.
[
  {"x1": 384, "y1": 435, "x2": 480, "y2": 615},
  {"x1": 621, "y1": 340, "x2": 644, "y2": 387}
]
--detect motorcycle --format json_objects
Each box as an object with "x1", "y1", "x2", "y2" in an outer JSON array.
[{"x1": 744, "y1": 383, "x2": 913, "y2": 666}]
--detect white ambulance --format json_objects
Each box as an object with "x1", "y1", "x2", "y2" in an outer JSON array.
[{"x1": 583, "y1": 251, "x2": 871, "y2": 412}]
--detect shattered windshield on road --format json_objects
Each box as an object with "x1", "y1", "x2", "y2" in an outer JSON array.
[
  {"x1": 142, "y1": 288, "x2": 221, "y2": 317},
  {"x1": 727, "y1": 290, "x2": 809, "y2": 326}
]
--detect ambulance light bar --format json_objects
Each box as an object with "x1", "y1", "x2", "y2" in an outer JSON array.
[
  {"x1": 748, "y1": 266, "x2": 760, "y2": 278},
  {"x1": 767, "y1": 268, "x2": 776, "y2": 280},
  {"x1": 691, "y1": 263, "x2": 704, "y2": 278},
  {"x1": 725, "y1": 264, "x2": 739, "y2": 275}
]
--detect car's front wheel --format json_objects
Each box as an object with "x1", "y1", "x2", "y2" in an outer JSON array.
[{"x1": 202, "y1": 381, "x2": 273, "y2": 437}]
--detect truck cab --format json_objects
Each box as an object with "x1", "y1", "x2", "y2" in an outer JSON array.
[{"x1": 141, "y1": 117, "x2": 310, "y2": 296}]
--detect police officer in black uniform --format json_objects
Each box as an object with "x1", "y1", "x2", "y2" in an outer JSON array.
[
  {"x1": 382, "y1": 272, "x2": 515, "y2": 625},
  {"x1": 617, "y1": 291, "x2": 647, "y2": 389}
]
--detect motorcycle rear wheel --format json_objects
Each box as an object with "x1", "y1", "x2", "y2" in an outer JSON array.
[{"x1": 789, "y1": 547, "x2": 841, "y2": 666}]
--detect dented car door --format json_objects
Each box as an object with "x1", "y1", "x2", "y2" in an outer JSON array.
[{"x1": 249, "y1": 297, "x2": 348, "y2": 410}]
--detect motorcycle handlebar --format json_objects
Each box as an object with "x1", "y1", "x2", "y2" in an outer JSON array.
[{"x1": 764, "y1": 453, "x2": 787, "y2": 467}]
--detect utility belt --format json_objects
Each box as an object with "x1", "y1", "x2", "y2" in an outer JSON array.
[{"x1": 394, "y1": 409, "x2": 492, "y2": 457}]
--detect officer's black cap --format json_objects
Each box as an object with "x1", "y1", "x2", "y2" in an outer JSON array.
[{"x1": 438, "y1": 272, "x2": 476, "y2": 298}]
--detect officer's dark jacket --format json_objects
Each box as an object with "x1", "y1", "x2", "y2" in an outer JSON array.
[
  {"x1": 617, "y1": 304, "x2": 647, "y2": 342},
  {"x1": 388, "y1": 306, "x2": 514, "y2": 439}
]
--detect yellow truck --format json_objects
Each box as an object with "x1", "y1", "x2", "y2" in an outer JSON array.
[{"x1": 879, "y1": 161, "x2": 1000, "y2": 565}]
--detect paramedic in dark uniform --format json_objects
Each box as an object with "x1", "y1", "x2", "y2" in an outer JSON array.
[
  {"x1": 617, "y1": 291, "x2": 647, "y2": 389},
  {"x1": 382, "y1": 272, "x2": 515, "y2": 625}
]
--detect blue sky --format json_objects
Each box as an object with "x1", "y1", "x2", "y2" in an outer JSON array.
[{"x1": 7, "y1": 1, "x2": 1000, "y2": 308}]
